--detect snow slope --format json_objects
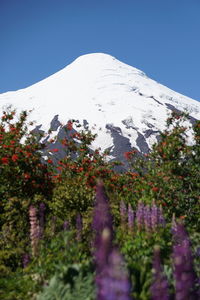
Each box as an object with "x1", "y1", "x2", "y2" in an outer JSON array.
[{"x1": 1, "y1": 53, "x2": 200, "y2": 160}]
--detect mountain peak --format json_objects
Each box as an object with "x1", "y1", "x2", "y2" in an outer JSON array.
[
  {"x1": 74, "y1": 52, "x2": 116, "y2": 62},
  {"x1": 0, "y1": 54, "x2": 200, "y2": 164},
  {"x1": 70, "y1": 52, "x2": 146, "y2": 77}
]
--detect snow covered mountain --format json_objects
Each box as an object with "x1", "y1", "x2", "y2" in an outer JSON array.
[{"x1": 1, "y1": 53, "x2": 200, "y2": 163}]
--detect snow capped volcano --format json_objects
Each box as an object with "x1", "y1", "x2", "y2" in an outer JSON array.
[{"x1": 1, "y1": 53, "x2": 200, "y2": 161}]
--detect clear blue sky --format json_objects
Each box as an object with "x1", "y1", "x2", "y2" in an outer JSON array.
[{"x1": 0, "y1": 0, "x2": 200, "y2": 101}]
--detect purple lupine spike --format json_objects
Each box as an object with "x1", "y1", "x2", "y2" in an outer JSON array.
[
  {"x1": 172, "y1": 223, "x2": 198, "y2": 300},
  {"x1": 76, "y1": 213, "x2": 82, "y2": 241},
  {"x1": 92, "y1": 181, "x2": 113, "y2": 249},
  {"x1": 136, "y1": 201, "x2": 144, "y2": 230},
  {"x1": 97, "y1": 248, "x2": 132, "y2": 300},
  {"x1": 144, "y1": 204, "x2": 152, "y2": 233},
  {"x1": 22, "y1": 253, "x2": 30, "y2": 268},
  {"x1": 158, "y1": 205, "x2": 165, "y2": 227},
  {"x1": 120, "y1": 200, "x2": 127, "y2": 229},
  {"x1": 92, "y1": 182, "x2": 113, "y2": 271},
  {"x1": 63, "y1": 220, "x2": 69, "y2": 231},
  {"x1": 151, "y1": 200, "x2": 158, "y2": 230},
  {"x1": 95, "y1": 227, "x2": 113, "y2": 274},
  {"x1": 128, "y1": 204, "x2": 134, "y2": 233},
  {"x1": 29, "y1": 205, "x2": 40, "y2": 257},
  {"x1": 39, "y1": 202, "x2": 46, "y2": 238},
  {"x1": 151, "y1": 246, "x2": 170, "y2": 300}
]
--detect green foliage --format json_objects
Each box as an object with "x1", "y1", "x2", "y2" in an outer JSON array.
[
  {"x1": 126, "y1": 112, "x2": 200, "y2": 229},
  {"x1": 118, "y1": 225, "x2": 172, "y2": 299},
  {"x1": 37, "y1": 264, "x2": 95, "y2": 300}
]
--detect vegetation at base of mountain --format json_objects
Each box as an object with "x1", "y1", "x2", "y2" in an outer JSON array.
[{"x1": 0, "y1": 106, "x2": 199, "y2": 299}]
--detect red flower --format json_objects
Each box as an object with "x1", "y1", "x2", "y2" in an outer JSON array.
[
  {"x1": 1, "y1": 157, "x2": 9, "y2": 164},
  {"x1": 78, "y1": 167, "x2": 83, "y2": 172},
  {"x1": 12, "y1": 154, "x2": 18, "y2": 162},
  {"x1": 61, "y1": 139, "x2": 68, "y2": 146},
  {"x1": 152, "y1": 187, "x2": 159, "y2": 192},
  {"x1": 9, "y1": 126, "x2": 16, "y2": 132},
  {"x1": 124, "y1": 150, "x2": 137, "y2": 160},
  {"x1": 47, "y1": 159, "x2": 53, "y2": 164},
  {"x1": 24, "y1": 173, "x2": 31, "y2": 179},
  {"x1": 25, "y1": 152, "x2": 32, "y2": 158},
  {"x1": 124, "y1": 151, "x2": 132, "y2": 160},
  {"x1": 57, "y1": 166, "x2": 63, "y2": 171},
  {"x1": 67, "y1": 121, "x2": 73, "y2": 130},
  {"x1": 50, "y1": 148, "x2": 59, "y2": 153}
]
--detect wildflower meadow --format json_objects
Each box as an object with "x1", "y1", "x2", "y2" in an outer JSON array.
[{"x1": 0, "y1": 106, "x2": 200, "y2": 299}]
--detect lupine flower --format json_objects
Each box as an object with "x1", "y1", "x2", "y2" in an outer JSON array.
[
  {"x1": 158, "y1": 205, "x2": 165, "y2": 227},
  {"x1": 76, "y1": 213, "x2": 82, "y2": 241},
  {"x1": 172, "y1": 223, "x2": 198, "y2": 300},
  {"x1": 92, "y1": 181, "x2": 113, "y2": 254},
  {"x1": 151, "y1": 246, "x2": 170, "y2": 300},
  {"x1": 144, "y1": 204, "x2": 152, "y2": 233},
  {"x1": 93, "y1": 182, "x2": 132, "y2": 300},
  {"x1": 63, "y1": 220, "x2": 69, "y2": 231},
  {"x1": 128, "y1": 204, "x2": 134, "y2": 233},
  {"x1": 151, "y1": 200, "x2": 159, "y2": 230},
  {"x1": 92, "y1": 182, "x2": 113, "y2": 272},
  {"x1": 96, "y1": 227, "x2": 113, "y2": 274},
  {"x1": 29, "y1": 205, "x2": 40, "y2": 257},
  {"x1": 136, "y1": 201, "x2": 144, "y2": 230},
  {"x1": 22, "y1": 253, "x2": 30, "y2": 268},
  {"x1": 120, "y1": 200, "x2": 127, "y2": 229},
  {"x1": 39, "y1": 202, "x2": 46, "y2": 238},
  {"x1": 97, "y1": 248, "x2": 132, "y2": 300}
]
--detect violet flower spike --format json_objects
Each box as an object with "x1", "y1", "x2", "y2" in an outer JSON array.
[
  {"x1": 172, "y1": 223, "x2": 198, "y2": 300},
  {"x1": 144, "y1": 204, "x2": 151, "y2": 233},
  {"x1": 151, "y1": 200, "x2": 158, "y2": 231},
  {"x1": 22, "y1": 253, "x2": 30, "y2": 268},
  {"x1": 158, "y1": 205, "x2": 165, "y2": 227},
  {"x1": 97, "y1": 248, "x2": 133, "y2": 300},
  {"x1": 136, "y1": 201, "x2": 144, "y2": 230},
  {"x1": 120, "y1": 200, "x2": 127, "y2": 230},
  {"x1": 76, "y1": 213, "x2": 82, "y2": 241},
  {"x1": 151, "y1": 246, "x2": 170, "y2": 300},
  {"x1": 92, "y1": 181, "x2": 113, "y2": 250},
  {"x1": 63, "y1": 220, "x2": 69, "y2": 231},
  {"x1": 92, "y1": 182, "x2": 113, "y2": 272},
  {"x1": 128, "y1": 204, "x2": 134, "y2": 233}
]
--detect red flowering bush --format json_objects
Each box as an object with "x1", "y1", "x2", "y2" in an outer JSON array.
[
  {"x1": 0, "y1": 107, "x2": 53, "y2": 273},
  {"x1": 49, "y1": 122, "x2": 116, "y2": 227},
  {"x1": 0, "y1": 107, "x2": 53, "y2": 200}
]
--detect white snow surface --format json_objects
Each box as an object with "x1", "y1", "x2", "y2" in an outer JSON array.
[{"x1": 0, "y1": 53, "x2": 200, "y2": 153}]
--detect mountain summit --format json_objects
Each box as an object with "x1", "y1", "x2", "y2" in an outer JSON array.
[{"x1": 1, "y1": 53, "x2": 200, "y2": 161}]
